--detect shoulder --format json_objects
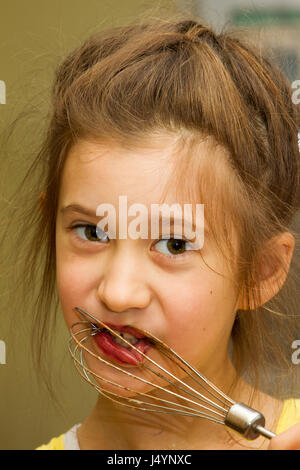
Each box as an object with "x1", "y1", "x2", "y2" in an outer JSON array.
[
  {"x1": 276, "y1": 398, "x2": 300, "y2": 434},
  {"x1": 36, "y1": 433, "x2": 65, "y2": 450}
]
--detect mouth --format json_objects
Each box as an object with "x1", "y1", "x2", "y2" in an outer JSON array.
[{"x1": 93, "y1": 323, "x2": 154, "y2": 366}]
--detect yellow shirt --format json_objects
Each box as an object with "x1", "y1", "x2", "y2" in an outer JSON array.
[
  {"x1": 36, "y1": 398, "x2": 300, "y2": 450},
  {"x1": 275, "y1": 398, "x2": 300, "y2": 434},
  {"x1": 37, "y1": 433, "x2": 65, "y2": 450}
]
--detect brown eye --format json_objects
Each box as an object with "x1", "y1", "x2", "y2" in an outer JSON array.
[
  {"x1": 72, "y1": 224, "x2": 109, "y2": 243},
  {"x1": 154, "y1": 238, "x2": 187, "y2": 256}
]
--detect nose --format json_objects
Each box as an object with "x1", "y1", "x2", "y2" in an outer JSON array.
[{"x1": 96, "y1": 249, "x2": 152, "y2": 314}]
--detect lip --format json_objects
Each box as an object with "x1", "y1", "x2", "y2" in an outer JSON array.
[
  {"x1": 73, "y1": 306, "x2": 155, "y2": 364},
  {"x1": 74, "y1": 306, "x2": 150, "y2": 339},
  {"x1": 102, "y1": 322, "x2": 148, "y2": 339},
  {"x1": 93, "y1": 328, "x2": 153, "y2": 366}
]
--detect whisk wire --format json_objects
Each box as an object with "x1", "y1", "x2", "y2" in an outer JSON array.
[
  {"x1": 73, "y1": 307, "x2": 233, "y2": 411},
  {"x1": 147, "y1": 346, "x2": 234, "y2": 408},
  {"x1": 69, "y1": 307, "x2": 276, "y2": 441},
  {"x1": 69, "y1": 324, "x2": 228, "y2": 421}
]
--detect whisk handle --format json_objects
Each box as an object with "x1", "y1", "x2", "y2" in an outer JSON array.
[
  {"x1": 253, "y1": 425, "x2": 276, "y2": 440},
  {"x1": 225, "y1": 402, "x2": 276, "y2": 440}
]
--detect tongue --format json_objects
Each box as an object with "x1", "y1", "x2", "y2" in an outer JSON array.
[{"x1": 95, "y1": 331, "x2": 150, "y2": 365}]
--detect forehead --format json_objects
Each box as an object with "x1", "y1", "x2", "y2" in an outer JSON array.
[
  {"x1": 59, "y1": 137, "x2": 180, "y2": 207},
  {"x1": 57, "y1": 134, "x2": 237, "y2": 229}
]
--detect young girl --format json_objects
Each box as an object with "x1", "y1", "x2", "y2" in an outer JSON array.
[{"x1": 3, "y1": 15, "x2": 300, "y2": 450}]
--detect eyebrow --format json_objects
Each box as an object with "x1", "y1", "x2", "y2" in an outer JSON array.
[
  {"x1": 60, "y1": 203, "x2": 204, "y2": 233},
  {"x1": 60, "y1": 204, "x2": 98, "y2": 218}
]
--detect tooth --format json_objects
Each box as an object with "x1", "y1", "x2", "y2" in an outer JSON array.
[
  {"x1": 113, "y1": 336, "x2": 131, "y2": 348},
  {"x1": 111, "y1": 331, "x2": 139, "y2": 348},
  {"x1": 123, "y1": 332, "x2": 139, "y2": 345},
  {"x1": 130, "y1": 338, "x2": 139, "y2": 345}
]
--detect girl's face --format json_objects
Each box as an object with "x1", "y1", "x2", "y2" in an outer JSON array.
[{"x1": 56, "y1": 135, "x2": 240, "y2": 396}]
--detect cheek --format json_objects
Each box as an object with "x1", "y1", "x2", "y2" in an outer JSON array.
[
  {"x1": 56, "y1": 245, "x2": 95, "y2": 327},
  {"x1": 164, "y1": 274, "x2": 218, "y2": 325},
  {"x1": 162, "y1": 274, "x2": 236, "y2": 358}
]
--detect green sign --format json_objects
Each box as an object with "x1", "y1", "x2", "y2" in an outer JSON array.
[{"x1": 231, "y1": 8, "x2": 300, "y2": 26}]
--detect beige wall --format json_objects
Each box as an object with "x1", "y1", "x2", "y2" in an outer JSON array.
[{"x1": 0, "y1": 0, "x2": 181, "y2": 450}]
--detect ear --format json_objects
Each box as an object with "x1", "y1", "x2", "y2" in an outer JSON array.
[
  {"x1": 39, "y1": 191, "x2": 46, "y2": 212},
  {"x1": 237, "y1": 231, "x2": 295, "y2": 310}
]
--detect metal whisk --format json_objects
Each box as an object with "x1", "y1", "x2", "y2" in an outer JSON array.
[{"x1": 68, "y1": 306, "x2": 276, "y2": 441}]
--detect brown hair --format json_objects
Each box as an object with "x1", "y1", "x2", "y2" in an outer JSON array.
[{"x1": 1, "y1": 13, "x2": 300, "y2": 417}]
